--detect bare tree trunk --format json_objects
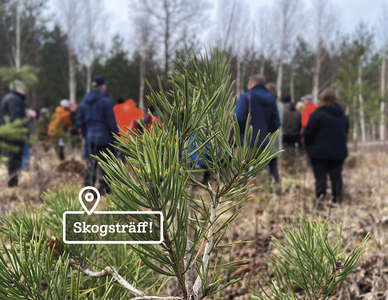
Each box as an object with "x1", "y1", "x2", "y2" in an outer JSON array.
[
  {"x1": 223, "y1": 0, "x2": 237, "y2": 50},
  {"x1": 358, "y1": 57, "x2": 366, "y2": 143},
  {"x1": 163, "y1": 0, "x2": 170, "y2": 91},
  {"x1": 68, "y1": 43, "x2": 76, "y2": 104},
  {"x1": 236, "y1": 56, "x2": 241, "y2": 97},
  {"x1": 250, "y1": 23, "x2": 255, "y2": 76},
  {"x1": 260, "y1": 56, "x2": 265, "y2": 75},
  {"x1": 312, "y1": 44, "x2": 321, "y2": 104},
  {"x1": 15, "y1": 0, "x2": 21, "y2": 70},
  {"x1": 276, "y1": 52, "x2": 284, "y2": 100},
  {"x1": 290, "y1": 59, "x2": 295, "y2": 101},
  {"x1": 380, "y1": 45, "x2": 386, "y2": 141},
  {"x1": 139, "y1": 54, "x2": 145, "y2": 109},
  {"x1": 86, "y1": 63, "x2": 92, "y2": 93},
  {"x1": 240, "y1": 53, "x2": 248, "y2": 94},
  {"x1": 353, "y1": 96, "x2": 358, "y2": 150}
]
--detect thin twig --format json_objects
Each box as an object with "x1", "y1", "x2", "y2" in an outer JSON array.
[
  {"x1": 75, "y1": 265, "x2": 144, "y2": 296},
  {"x1": 129, "y1": 297, "x2": 181, "y2": 300}
]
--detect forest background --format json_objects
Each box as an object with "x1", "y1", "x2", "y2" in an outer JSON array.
[{"x1": 0, "y1": 0, "x2": 388, "y2": 143}]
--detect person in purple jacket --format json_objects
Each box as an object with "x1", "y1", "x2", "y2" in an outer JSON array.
[
  {"x1": 234, "y1": 74, "x2": 280, "y2": 162},
  {"x1": 77, "y1": 75, "x2": 119, "y2": 194}
]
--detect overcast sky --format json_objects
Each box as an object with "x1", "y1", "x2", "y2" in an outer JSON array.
[{"x1": 51, "y1": 0, "x2": 387, "y2": 52}]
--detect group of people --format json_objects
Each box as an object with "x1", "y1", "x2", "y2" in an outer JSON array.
[
  {"x1": 0, "y1": 73, "x2": 348, "y2": 209},
  {"x1": 235, "y1": 75, "x2": 348, "y2": 208},
  {"x1": 0, "y1": 75, "x2": 157, "y2": 194}
]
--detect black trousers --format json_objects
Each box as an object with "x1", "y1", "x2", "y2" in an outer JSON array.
[
  {"x1": 283, "y1": 134, "x2": 300, "y2": 166},
  {"x1": 310, "y1": 158, "x2": 344, "y2": 203},
  {"x1": 267, "y1": 158, "x2": 279, "y2": 183},
  {"x1": 56, "y1": 145, "x2": 65, "y2": 161},
  {"x1": 84, "y1": 144, "x2": 113, "y2": 194},
  {"x1": 7, "y1": 142, "x2": 24, "y2": 187}
]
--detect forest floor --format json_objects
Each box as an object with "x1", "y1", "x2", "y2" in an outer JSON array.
[{"x1": 0, "y1": 145, "x2": 388, "y2": 299}]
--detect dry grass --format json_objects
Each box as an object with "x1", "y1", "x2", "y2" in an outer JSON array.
[
  {"x1": 206, "y1": 149, "x2": 388, "y2": 299},
  {"x1": 1, "y1": 146, "x2": 388, "y2": 299}
]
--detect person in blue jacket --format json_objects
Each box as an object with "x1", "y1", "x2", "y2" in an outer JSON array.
[
  {"x1": 234, "y1": 74, "x2": 280, "y2": 162},
  {"x1": 77, "y1": 75, "x2": 118, "y2": 194}
]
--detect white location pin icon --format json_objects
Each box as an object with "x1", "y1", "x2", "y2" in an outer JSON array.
[{"x1": 79, "y1": 186, "x2": 100, "y2": 215}]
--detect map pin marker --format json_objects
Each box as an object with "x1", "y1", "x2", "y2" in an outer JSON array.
[{"x1": 79, "y1": 186, "x2": 100, "y2": 215}]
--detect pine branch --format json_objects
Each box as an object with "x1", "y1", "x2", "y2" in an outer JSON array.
[
  {"x1": 75, "y1": 265, "x2": 145, "y2": 296},
  {"x1": 192, "y1": 197, "x2": 218, "y2": 298},
  {"x1": 129, "y1": 297, "x2": 182, "y2": 300}
]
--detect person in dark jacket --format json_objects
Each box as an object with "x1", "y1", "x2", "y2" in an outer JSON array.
[
  {"x1": 77, "y1": 75, "x2": 119, "y2": 194},
  {"x1": 234, "y1": 74, "x2": 280, "y2": 159},
  {"x1": 0, "y1": 82, "x2": 27, "y2": 187},
  {"x1": 303, "y1": 88, "x2": 348, "y2": 208},
  {"x1": 282, "y1": 96, "x2": 301, "y2": 167}
]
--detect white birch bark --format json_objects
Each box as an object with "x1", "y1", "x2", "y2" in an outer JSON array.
[
  {"x1": 380, "y1": 45, "x2": 386, "y2": 140},
  {"x1": 358, "y1": 57, "x2": 366, "y2": 143}
]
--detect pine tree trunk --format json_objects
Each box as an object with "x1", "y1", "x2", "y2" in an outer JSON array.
[
  {"x1": 358, "y1": 57, "x2": 366, "y2": 143},
  {"x1": 139, "y1": 54, "x2": 145, "y2": 110},
  {"x1": 380, "y1": 45, "x2": 386, "y2": 141}
]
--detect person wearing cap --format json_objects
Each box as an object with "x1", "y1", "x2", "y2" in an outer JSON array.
[
  {"x1": 77, "y1": 75, "x2": 118, "y2": 194},
  {"x1": 0, "y1": 81, "x2": 28, "y2": 187},
  {"x1": 301, "y1": 94, "x2": 317, "y2": 129},
  {"x1": 49, "y1": 99, "x2": 71, "y2": 160},
  {"x1": 282, "y1": 95, "x2": 301, "y2": 167}
]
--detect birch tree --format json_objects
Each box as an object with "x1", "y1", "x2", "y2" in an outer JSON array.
[
  {"x1": 272, "y1": 0, "x2": 303, "y2": 100},
  {"x1": 57, "y1": 0, "x2": 81, "y2": 104},
  {"x1": 256, "y1": 5, "x2": 273, "y2": 76},
  {"x1": 0, "y1": 0, "x2": 43, "y2": 87},
  {"x1": 79, "y1": 0, "x2": 104, "y2": 93},
  {"x1": 215, "y1": 0, "x2": 250, "y2": 97},
  {"x1": 378, "y1": 5, "x2": 388, "y2": 140},
  {"x1": 311, "y1": 0, "x2": 340, "y2": 103},
  {"x1": 135, "y1": 0, "x2": 210, "y2": 90},
  {"x1": 130, "y1": 0, "x2": 156, "y2": 109},
  {"x1": 354, "y1": 22, "x2": 374, "y2": 143},
  {"x1": 0, "y1": 0, "x2": 43, "y2": 69}
]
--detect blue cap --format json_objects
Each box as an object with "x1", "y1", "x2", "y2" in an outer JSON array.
[{"x1": 92, "y1": 75, "x2": 106, "y2": 87}]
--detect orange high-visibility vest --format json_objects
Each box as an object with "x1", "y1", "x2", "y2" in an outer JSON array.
[
  {"x1": 301, "y1": 103, "x2": 317, "y2": 128},
  {"x1": 113, "y1": 100, "x2": 144, "y2": 135}
]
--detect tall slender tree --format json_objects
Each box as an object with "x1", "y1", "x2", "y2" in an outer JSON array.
[
  {"x1": 311, "y1": 0, "x2": 340, "y2": 103},
  {"x1": 378, "y1": 5, "x2": 388, "y2": 140},
  {"x1": 272, "y1": 0, "x2": 303, "y2": 100},
  {"x1": 79, "y1": 0, "x2": 104, "y2": 93},
  {"x1": 57, "y1": 0, "x2": 81, "y2": 104},
  {"x1": 133, "y1": 0, "x2": 210, "y2": 91},
  {"x1": 354, "y1": 22, "x2": 374, "y2": 143}
]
